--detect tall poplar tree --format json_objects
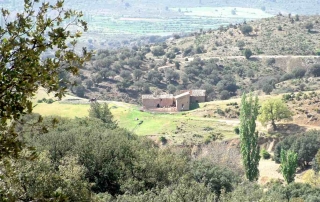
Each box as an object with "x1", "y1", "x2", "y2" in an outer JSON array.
[
  {"x1": 239, "y1": 93, "x2": 260, "y2": 181},
  {"x1": 280, "y1": 150, "x2": 298, "y2": 184}
]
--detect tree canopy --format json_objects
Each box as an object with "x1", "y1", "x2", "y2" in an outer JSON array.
[
  {"x1": 0, "y1": 0, "x2": 91, "y2": 160},
  {"x1": 258, "y1": 98, "x2": 293, "y2": 130}
]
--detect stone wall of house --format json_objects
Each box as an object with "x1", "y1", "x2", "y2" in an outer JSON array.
[
  {"x1": 190, "y1": 96, "x2": 206, "y2": 103},
  {"x1": 142, "y1": 98, "x2": 174, "y2": 109},
  {"x1": 176, "y1": 94, "x2": 190, "y2": 111}
]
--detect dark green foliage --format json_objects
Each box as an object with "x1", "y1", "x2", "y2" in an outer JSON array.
[
  {"x1": 306, "y1": 22, "x2": 314, "y2": 32},
  {"x1": 222, "y1": 181, "x2": 264, "y2": 202},
  {"x1": 21, "y1": 117, "x2": 189, "y2": 196},
  {"x1": 274, "y1": 130, "x2": 320, "y2": 168},
  {"x1": 234, "y1": 127, "x2": 240, "y2": 135},
  {"x1": 0, "y1": 0, "x2": 90, "y2": 123},
  {"x1": 240, "y1": 25, "x2": 253, "y2": 35},
  {"x1": 85, "y1": 79, "x2": 94, "y2": 89},
  {"x1": 262, "y1": 84, "x2": 274, "y2": 95},
  {"x1": 266, "y1": 58, "x2": 276, "y2": 66},
  {"x1": 167, "y1": 84, "x2": 176, "y2": 94},
  {"x1": 280, "y1": 150, "x2": 298, "y2": 184},
  {"x1": 236, "y1": 40, "x2": 245, "y2": 50},
  {"x1": 310, "y1": 64, "x2": 320, "y2": 77},
  {"x1": 239, "y1": 93, "x2": 260, "y2": 181},
  {"x1": 164, "y1": 68, "x2": 180, "y2": 83},
  {"x1": 133, "y1": 69, "x2": 144, "y2": 80},
  {"x1": 312, "y1": 150, "x2": 320, "y2": 172},
  {"x1": 266, "y1": 182, "x2": 320, "y2": 202},
  {"x1": 189, "y1": 160, "x2": 240, "y2": 197},
  {"x1": 74, "y1": 85, "x2": 86, "y2": 97},
  {"x1": 280, "y1": 73, "x2": 294, "y2": 81},
  {"x1": 166, "y1": 51, "x2": 176, "y2": 59},
  {"x1": 151, "y1": 46, "x2": 165, "y2": 56},
  {"x1": 89, "y1": 102, "x2": 117, "y2": 129},
  {"x1": 220, "y1": 90, "x2": 230, "y2": 100},
  {"x1": 292, "y1": 67, "x2": 306, "y2": 78},
  {"x1": 116, "y1": 178, "x2": 217, "y2": 201},
  {"x1": 147, "y1": 70, "x2": 162, "y2": 84},
  {"x1": 261, "y1": 149, "x2": 271, "y2": 159},
  {"x1": 120, "y1": 70, "x2": 132, "y2": 80},
  {"x1": 244, "y1": 49, "x2": 253, "y2": 59},
  {"x1": 159, "y1": 136, "x2": 167, "y2": 144}
]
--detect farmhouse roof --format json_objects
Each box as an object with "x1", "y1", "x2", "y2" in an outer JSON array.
[
  {"x1": 174, "y1": 92, "x2": 190, "y2": 99},
  {"x1": 180, "y1": 89, "x2": 206, "y2": 97},
  {"x1": 142, "y1": 94, "x2": 174, "y2": 99}
]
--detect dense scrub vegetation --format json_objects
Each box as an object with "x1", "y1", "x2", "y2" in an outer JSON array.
[
  {"x1": 1, "y1": 110, "x2": 318, "y2": 201},
  {"x1": 65, "y1": 15, "x2": 320, "y2": 103}
]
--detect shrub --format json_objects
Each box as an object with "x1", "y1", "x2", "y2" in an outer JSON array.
[
  {"x1": 280, "y1": 73, "x2": 294, "y2": 81},
  {"x1": 159, "y1": 136, "x2": 167, "y2": 145},
  {"x1": 74, "y1": 85, "x2": 86, "y2": 97},
  {"x1": 47, "y1": 98, "x2": 54, "y2": 104},
  {"x1": 309, "y1": 64, "x2": 320, "y2": 77},
  {"x1": 292, "y1": 68, "x2": 306, "y2": 78},
  {"x1": 234, "y1": 127, "x2": 240, "y2": 135},
  {"x1": 240, "y1": 25, "x2": 253, "y2": 35},
  {"x1": 261, "y1": 149, "x2": 271, "y2": 159},
  {"x1": 244, "y1": 49, "x2": 252, "y2": 59},
  {"x1": 220, "y1": 90, "x2": 230, "y2": 100},
  {"x1": 151, "y1": 46, "x2": 165, "y2": 56},
  {"x1": 266, "y1": 58, "x2": 276, "y2": 66},
  {"x1": 236, "y1": 40, "x2": 245, "y2": 50},
  {"x1": 262, "y1": 84, "x2": 274, "y2": 95},
  {"x1": 167, "y1": 84, "x2": 176, "y2": 94},
  {"x1": 274, "y1": 130, "x2": 320, "y2": 168},
  {"x1": 305, "y1": 22, "x2": 314, "y2": 32}
]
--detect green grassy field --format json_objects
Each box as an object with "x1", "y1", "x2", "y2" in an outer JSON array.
[{"x1": 33, "y1": 99, "x2": 238, "y2": 145}]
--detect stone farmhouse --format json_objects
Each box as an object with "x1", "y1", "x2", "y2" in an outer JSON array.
[{"x1": 142, "y1": 90, "x2": 206, "y2": 112}]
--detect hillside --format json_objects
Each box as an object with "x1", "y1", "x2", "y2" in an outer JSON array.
[{"x1": 64, "y1": 15, "x2": 320, "y2": 105}]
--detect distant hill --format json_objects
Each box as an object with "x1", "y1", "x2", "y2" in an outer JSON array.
[{"x1": 63, "y1": 15, "x2": 320, "y2": 104}]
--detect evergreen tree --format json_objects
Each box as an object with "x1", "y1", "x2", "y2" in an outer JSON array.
[
  {"x1": 280, "y1": 150, "x2": 298, "y2": 184},
  {"x1": 89, "y1": 102, "x2": 117, "y2": 129},
  {"x1": 239, "y1": 93, "x2": 260, "y2": 181}
]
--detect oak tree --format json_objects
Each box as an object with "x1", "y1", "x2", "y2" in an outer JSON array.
[
  {"x1": 0, "y1": 0, "x2": 91, "y2": 159},
  {"x1": 258, "y1": 98, "x2": 293, "y2": 130}
]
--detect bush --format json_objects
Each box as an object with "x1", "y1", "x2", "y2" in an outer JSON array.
[
  {"x1": 280, "y1": 73, "x2": 294, "y2": 81},
  {"x1": 292, "y1": 68, "x2": 306, "y2": 78},
  {"x1": 47, "y1": 98, "x2": 54, "y2": 104},
  {"x1": 74, "y1": 85, "x2": 86, "y2": 97},
  {"x1": 310, "y1": 64, "x2": 320, "y2": 77},
  {"x1": 151, "y1": 46, "x2": 165, "y2": 56},
  {"x1": 262, "y1": 84, "x2": 274, "y2": 95},
  {"x1": 305, "y1": 22, "x2": 314, "y2": 32},
  {"x1": 234, "y1": 127, "x2": 240, "y2": 135},
  {"x1": 167, "y1": 84, "x2": 176, "y2": 94},
  {"x1": 244, "y1": 49, "x2": 252, "y2": 59},
  {"x1": 236, "y1": 40, "x2": 245, "y2": 50},
  {"x1": 159, "y1": 136, "x2": 167, "y2": 145},
  {"x1": 266, "y1": 58, "x2": 276, "y2": 66},
  {"x1": 274, "y1": 130, "x2": 320, "y2": 168},
  {"x1": 240, "y1": 25, "x2": 253, "y2": 35},
  {"x1": 220, "y1": 90, "x2": 230, "y2": 100},
  {"x1": 261, "y1": 149, "x2": 271, "y2": 159}
]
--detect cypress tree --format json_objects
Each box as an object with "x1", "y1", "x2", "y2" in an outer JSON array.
[{"x1": 239, "y1": 93, "x2": 260, "y2": 181}]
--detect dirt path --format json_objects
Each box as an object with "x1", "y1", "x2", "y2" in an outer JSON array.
[
  {"x1": 177, "y1": 55, "x2": 320, "y2": 62},
  {"x1": 259, "y1": 158, "x2": 304, "y2": 184}
]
